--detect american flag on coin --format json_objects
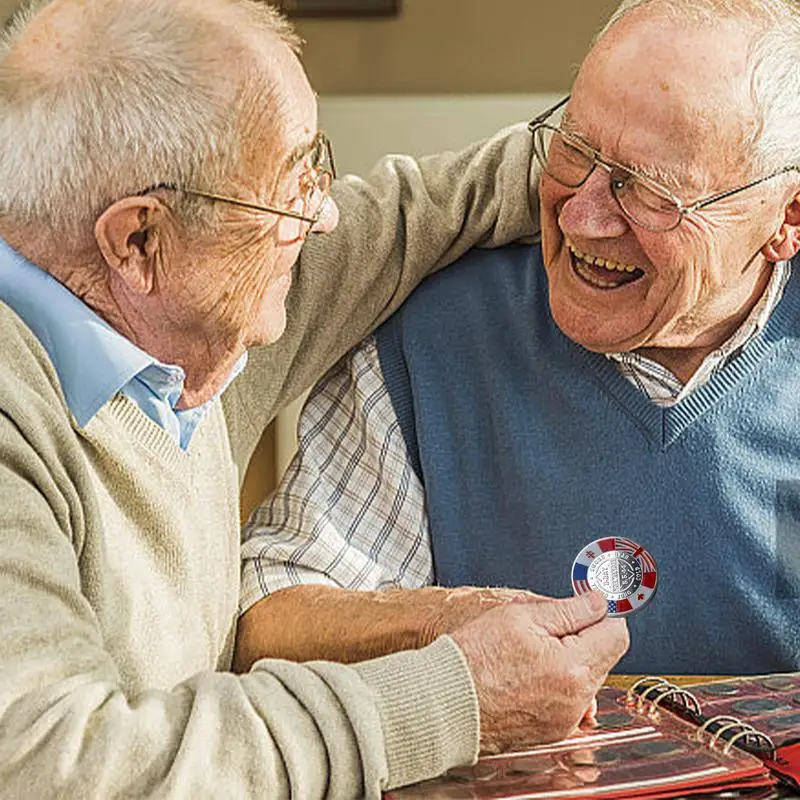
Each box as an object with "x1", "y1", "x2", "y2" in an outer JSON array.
[{"x1": 571, "y1": 536, "x2": 657, "y2": 617}]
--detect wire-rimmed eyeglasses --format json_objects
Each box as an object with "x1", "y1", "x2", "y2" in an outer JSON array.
[
  {"x1": 149, "y1": 131, "x2": 336, "y2": 233},
  {"x1": 528, "y1": 96, "x2": 800, "y2": 233}
]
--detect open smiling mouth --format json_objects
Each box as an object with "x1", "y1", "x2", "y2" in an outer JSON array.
[{"x1": 568, "y1": 242, "x2": 645, "y2": 290}]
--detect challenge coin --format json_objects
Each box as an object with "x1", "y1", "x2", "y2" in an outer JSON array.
[{"x1": 572, "y1": 536, "x2": 657, "y2": 617}]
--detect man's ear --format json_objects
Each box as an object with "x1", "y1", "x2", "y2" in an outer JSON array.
[
  {"x1": 95, "y1": 196, "x2": 169, "y2": 294},
  {"x1": 762, "y1": 193, "x2": 800, "y2": 262}
]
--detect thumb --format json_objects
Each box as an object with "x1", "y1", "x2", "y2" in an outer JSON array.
[{"x1": 527, "y1": 591, "x2": 608, "y2": 637}]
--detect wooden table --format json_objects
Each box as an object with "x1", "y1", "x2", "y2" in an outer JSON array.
[{"x1": 606, "y1": 674, "x2": 729, "y2": 690}]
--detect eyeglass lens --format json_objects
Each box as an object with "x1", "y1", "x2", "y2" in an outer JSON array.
[
  {"x1": 276, "y1": 141, "x2": 334, "y2": 243},
  {"x1": 532, "y1": 125, "x2": 682, "y2": 231}
]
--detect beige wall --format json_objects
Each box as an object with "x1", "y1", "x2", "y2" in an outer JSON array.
[
  {"x1": 294, "y1": 0, "x2": 619, "y2": 94},
  {"x1": 2, "y1": 1, "x2": 619, "y2": 92}
]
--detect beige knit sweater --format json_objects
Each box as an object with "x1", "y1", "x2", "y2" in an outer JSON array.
[{"x1": 0, "y1": 125, "x2": 540, "y2": 798}]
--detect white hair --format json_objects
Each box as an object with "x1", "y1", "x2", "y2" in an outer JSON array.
[
  {"x1": 0, "y1": 0, "x2": 301, "y2": 240},
  {"x1": 594, "y1": 0, "x2": 800, "y2": 175}
]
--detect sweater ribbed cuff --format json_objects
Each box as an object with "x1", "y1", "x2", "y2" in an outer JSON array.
[{"x1": 353, "y1": 635, "x2": 479, "y2": 791}]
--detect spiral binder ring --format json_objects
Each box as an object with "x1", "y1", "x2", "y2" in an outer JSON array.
[
  {"x1": 649, "y1": 686, "x2": 702, "y2": 716},
  {"x1": 696, "y1": 715, "x2": 742, "y2": 742},
  {"x1": 624, "y1": 677, "x2": 776, "y2": 760},
  {"x1": 627, "y1": 676, "x2": 669, "y2": 705},
  {"x1": 723, "y1": 728, "x2": 775, "y2": 758},
  {"x1": 638, "y1": 682, "x2": 671, "y2": 714},
  {"x1": 708, "y1": 720, "x2": 754, "y2": 749},
  {"x1": 628, "y1": 677, "x2": 670, "y2": 713},
  {"x1": 627, "y1": 678, "x2": 702, "y2": 717}
]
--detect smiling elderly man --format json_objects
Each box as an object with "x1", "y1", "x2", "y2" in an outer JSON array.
[
  {"x1": 0, "y1": 0, "x2": 631, "y2": 797},
  {"x1": 239, "y1": 0, "x2": 800, "y2": 677}
]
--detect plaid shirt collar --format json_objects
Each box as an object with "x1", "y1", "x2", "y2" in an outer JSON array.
[{"x1": 606, "y1": 261, "x2": 791, "y2": 407}]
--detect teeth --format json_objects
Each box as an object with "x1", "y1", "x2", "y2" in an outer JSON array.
[
  {"x1": 574, "y1": 259, "x2": 620, "y2": 289},
  {"x1": 568, "y1": 243, "x2": 640, "y2": 274}
]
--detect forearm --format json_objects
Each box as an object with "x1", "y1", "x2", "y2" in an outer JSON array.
[
  {"x1": 0, "y1": 414, "x2": 472, "y2": 796},
  {"x1": 1, "y1": 628, "x2": 474, "y2": 797},
  {"x1": 2, "y1": 520, "x2": 475, "y2": 797},
  {"x1": 234, "y1": 584, "x2": 531, "y2": 671},
  {"x1": 0, "y1": 456, "x2": 364, "y2": 794}
]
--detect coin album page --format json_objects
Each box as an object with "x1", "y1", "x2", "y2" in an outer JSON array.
[{"x1": 386, "y1": 674, "x2": 800, "y2": 800}]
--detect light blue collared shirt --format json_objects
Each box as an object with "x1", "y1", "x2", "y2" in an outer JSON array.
[{"x1": 0, "y1": 237, "x2": 246, "y2": 450}]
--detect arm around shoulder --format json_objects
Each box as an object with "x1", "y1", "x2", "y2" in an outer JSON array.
[{"x1": 224, "y1": 125, "x2": 542, "y2": 471}]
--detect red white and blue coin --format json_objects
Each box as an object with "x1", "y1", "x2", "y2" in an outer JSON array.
[{"x1": 571, "y1": 537, "x2": 658, "y2": 617}]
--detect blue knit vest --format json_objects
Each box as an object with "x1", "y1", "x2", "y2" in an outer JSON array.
[{"x1": 376, "y1": 244, "x2": 800, "y2": 674}]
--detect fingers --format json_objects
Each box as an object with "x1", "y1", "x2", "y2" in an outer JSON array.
[
  {"x1": 580, "y1": 697, "x2": 599, "y2": 728},
  {"x1": 525, "y1": 591, "x2": 608, "y2": 638},
  {"x1": 569, "y1": 616, "x2": 630, "y2": 676},
  {"x1": 450, "y1": 594, "x2": 627, "y2": 754}
]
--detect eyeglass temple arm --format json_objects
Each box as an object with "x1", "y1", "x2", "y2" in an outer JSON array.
[
  {"x1": 326, "y1": 138, "x2": 337, "y2": 181},
  {"x1": 527, "y1": 95, "x2": 571, "y2": 130},
  {"x1": 145, "y1": 183, "x2": 320, "y2": 224},
  {"x1": 687, "y1": 165, "x2": 800, "y2": 213},
  {"x1": 188, "y1": 189, "x2": 319, "y2": 223}
]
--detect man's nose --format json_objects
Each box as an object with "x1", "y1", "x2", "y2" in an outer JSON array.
[
  {"x1": 558, "y1": 167, "x2": 629, "y2": 240},
  {"x1": 311, "y1": 196, "x2": 339, "y2": 234}
]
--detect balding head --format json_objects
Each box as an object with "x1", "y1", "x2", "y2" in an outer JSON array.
[
  {"x1": 598, "y1": 0, "x2": 797, "y2": 40},
  {"x1": 579, "y1": 7, "x2": 759, "y2": 186},
  {"x1": 0, "y1": 0, "x2": 302, "y2": 244},
  {"x1": 594, "y1": 0, "x2": 800, "y2": 175}
]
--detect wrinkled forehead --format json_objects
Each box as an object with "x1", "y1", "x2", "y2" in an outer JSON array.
[
  {"x1": 584, "y1": 5, "x2": 758, "y2": 91},
  {"x1": 236, "y1": 40, "x2": 319, "y2": 184},
  {"x1": 269, "y1": 49, "x2": 318, "y2": 170},
  {"x1": 568, "y1": 11, "x2": 758, "y2": 188}
]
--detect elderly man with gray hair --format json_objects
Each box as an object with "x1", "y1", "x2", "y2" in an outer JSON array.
[
  {"x1": 0, "y1": 0, "x2": 629, "y2": 796},
  {"x1": 239, "y1": 0, "x2": 800, "y2": 681}
]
